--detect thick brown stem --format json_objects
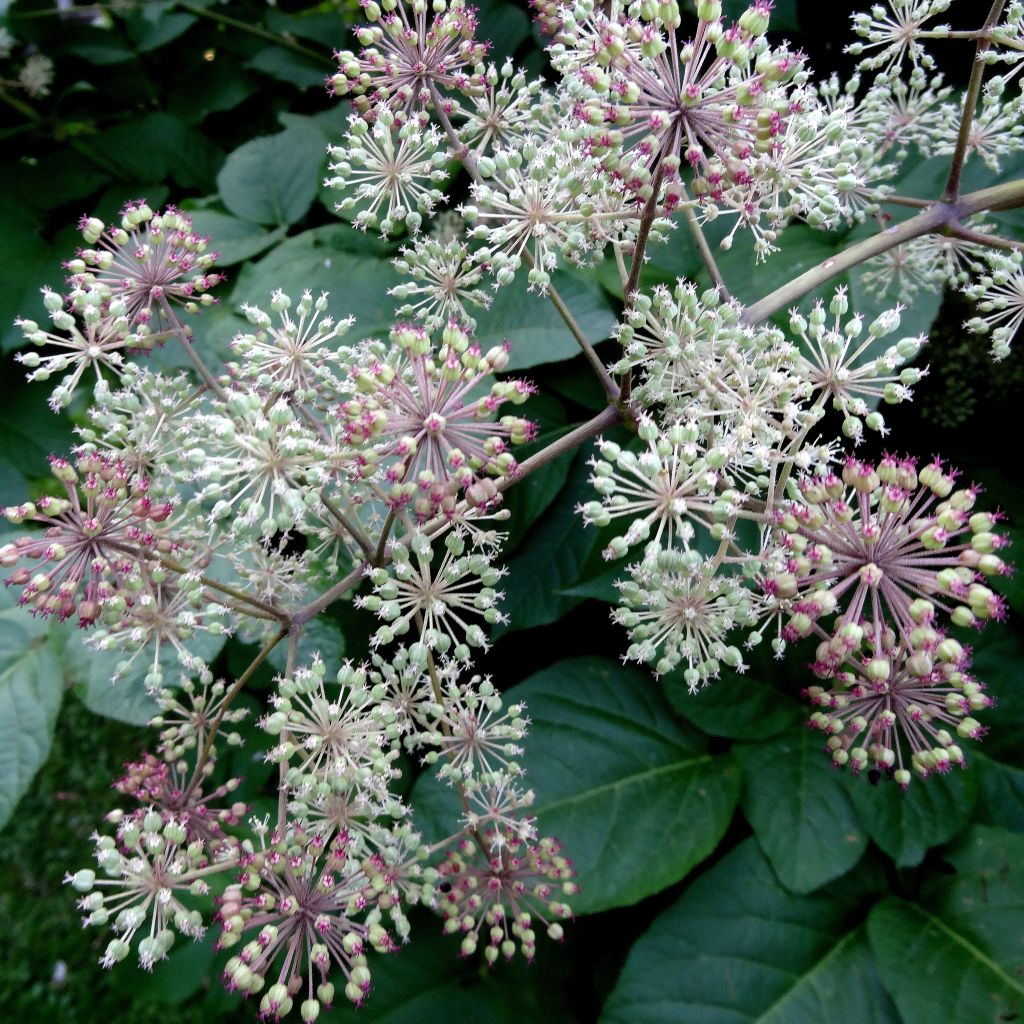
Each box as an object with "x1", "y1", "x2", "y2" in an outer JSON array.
[
  {"x1": 620, "y1": 164, "x2": 667, "y2": 403},
  {"x1": 942, "y1": 0, "x2": 1008, "y2": 201},
  {"x1": 743, "y1": 177, "x2": 1024, "y2": 324}
]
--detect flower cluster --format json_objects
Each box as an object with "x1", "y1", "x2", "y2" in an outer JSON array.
[
  {"x1": 805, "y1": 612, "x2": 992, "y2": 786},
  {"x1": 329, "y1": 0, "x2": 487, "y2": 124},
  {"x1": 339, "y1": 321, "x2": 534, "y2": 518},
  {"x1": 14, "y1": 201, "x2": 221, "y2": 410},
  {"x1": 12, "y1": 0, "x2": 1024, "y2": 1016},
  {"x1": 770, "y1": 454, "x2": 1009, "y2": 647},
  {"x1": 790, "y1": 287, "x2": 927, "y2": 443},
  {"x1": 2, "y1": 452, "x2": 172, "y2": 625}
]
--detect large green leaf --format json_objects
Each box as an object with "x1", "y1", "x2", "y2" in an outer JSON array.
[
  {"x1": 735, "y1": 727, "x2": 867, "y2": 894},
  {"x1": 229, "y1": 225, "x2": 403, "y2": 342},
  {"x1": 413, "y1": 656, "x2": 740, "y2": 914},
  {"x1": 601, "y1": 838, "x2": 896, "y2": 1024},
  {"x1": 844, "y1": 767, "x2": 977, "y2": 867},
  {"x1": 217, "y1": 122, "x2": 327, "y2": 227},
  {"x1": 975, "y1": 753, "x2": 1024, "y2": 832},
  {"x1": 0, "y1": 616, "x2": 64, "y2": 830},
  {"x1": 87, "y1": 112, "x2": 224, "y2": 192},
  {"x1": 186, "y1": 209, "x2": 287, "y2": 267},
  {"x1": 474, "y1": 267, "x2": 617, "y2": 371},
  {"x1": 244, "y1": 46, "x2": 327, "y2": 89},
  {"x1": 868, "y1": 827, "x2": 1024, "y2": 1024},
  {"x1": 663, "y1": 647, "x2": 803, "y2": 741}
]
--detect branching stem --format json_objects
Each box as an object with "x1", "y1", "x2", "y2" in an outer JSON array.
[{"x1": 942, "y1": 0, "x2": 1009, "y2": 202}]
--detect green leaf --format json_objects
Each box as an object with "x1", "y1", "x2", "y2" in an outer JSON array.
[
  {"x1": 64, "y1": 628, "x2": 226, "y2": 726},
  {"x1": 61, "y1": 27, "x2": 136, "y2": 64},
  {"x1": 125, "y1": 5, "x2": 196, "y2": 51},
  {"x1": 87, "y1": 113, "x2": 224, "y2": 192},
  {"x1": 867, "y1": 827, "x2": 1024, "y2": 1024},
  {"x1": 475, "y1": 0, "x2": 531, "y2": 61},
  {"x1": 167, "y1": 55, "x2": 255, "y2": 123},
  {"x1": 601, "y1": 838, "x2": 896, "y2": 1024},
  {"x1": 969, "y1": 631, "x2": 1024, "y2": 769},
  {"x1": 975, "y1": 753, "x2": 1024, "y2": 832},
  {"x1": 0, "y1": 383, "x2": 77, "y2": 479},
  {"x1": 844, "y1": 768, "x2": 977, "y2": 867},
  {"x1": 217, "y1": 123, "x2": 327, "y2": 227},
  {"x1": 714, "y1": 222, "x2": 848, "y2": 313},
  {"x1": 474, "y1": 267, "x2": 617, "y2": 371},
  {"x1": 0, "y1": 617, "x2": 64, "y2": 830},
  {"x1": 0, "y1": 196, "x2": 66, "y2": 353},
  {"x1": 229, "y1": 225, "x2": 403, "y2": 342},
  {"x1": 186, "y1": 209, "x2": 286, "y2": 266},
  {"x1": 558, "y1": 560, "x2": 621, "y2": 603},
  {"x1": 244, "y1": 46, "x2": 327, "y2": 89},
  {"x1": 848, "y1": 261, "x2": 942, "y2": 354},
  {"x1": 735, "y1": 727, "x2": 867, "y2": 893},
  {"x1": 663, "y1": 646, "x2": 803, "y2": 741},
  {"x1": 413, "y1": 657, "x2": 740, "y2": 914},
  {"x1": 494, "y1": 450, "x2": 598, "y2": 634},
  {"x1": 266, "y1": 6, "x2": 353, "y2": 46},
  {"x1": 502, "y1": 421, "x2": 572, "y2": 551}
]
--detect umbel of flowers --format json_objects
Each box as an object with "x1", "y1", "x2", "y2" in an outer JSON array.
[{"x1": 4, "y1": 0, "x2": 1024, "y2": 1014}]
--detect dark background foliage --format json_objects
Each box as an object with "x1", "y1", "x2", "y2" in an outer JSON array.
[{"x1": 1, "y1": 1, "x2": 1023, "y2": 1021}]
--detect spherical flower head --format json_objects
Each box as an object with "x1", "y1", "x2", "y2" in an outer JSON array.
[
  {"x1": 191, "y1": 388, "x2": 334, "y2": 539},
  {"x1": 805, "y1": 611, "x2": 992, "y2": 787},
  {"x1": 15, "y1": 287, "x2": 135, "y2": 411},
  {"x1": 154, "y1": 675, "x2": 250, "y2": 761},
  {"x1": 67, "y1": 811, "x2": 237, "y2": 972},
  {"x1": 368, "y1": 644, "x2": 436, "y2": 739},
  {"x1": 417, "y1": 663, "x2": 530, "y2": 787},
  {"x1": 846, "y1": 0, "x2": 952, "y2": 74},
  {"x1": 452, "y1": 59, "x2": 543, "y2": 159},
  {"x1": 554, "y1": 0, "x2": 805, "y2": 202},
  {"x1": 339, "y1": 321, "x2": 535, "y2": 519},
  {"x1": 114, "y1": 752, "x2": 247, "y2": 853},
  {"x1": 1, "y1": 451, "x2": 173, "y2": 626},
  {"x1": 612, "y1": 278, "x2": 811, "y2": 461},
  {"x1": 77, "y1": 367, "x2": 196, "y2": 493},
  {"x1": 65, "y1": 201, "x2": 222, "y2": 342},
  {"x1": 790, "y1": 287, "x2": 928, "y2": 443},
  {"x1": 356, "y1": 529, "x2": 506, "y2": 659},
  {"x1": 330, "y1": 0, "x2": 488, "y2": 125},
  {"x1": 260, "y1": 655, "x2": 401, "y2": 800},
  {"x1": 580, "y1": 418, "x2": 735, "y2": 560},
  {"x1": 435, "y1": 829, "x2": 576, "y2": 964},
  {"x1": 217, "y1": 823, "x2": 397, "y2": 1015},
  {"x1": 963, "y1": 249, "x2": 1024, "y2": 361},
  {"x1": 328, "y1": 112, "x2": 450, "y2": 237},
  {"x1": 232, "y1": 289, "x2": 354, "y2": 402},
  {"x1": 390, "y1": 233, "x2": 493, "y2": 331},
  {"x1": 463, "y1": 135, "x2": 604, "y2": 289},
  {"x1": 614, "y1": 546, "x2": 759, "y2": 687},
  {"x1": 771, "y1": 454, "x2": 1012, "y2": 648},
  {"x1": 87, "y1": 563, "x2": 230, "y2": 689}
]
